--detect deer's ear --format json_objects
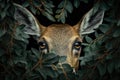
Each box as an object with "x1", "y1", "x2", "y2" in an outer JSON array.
[
  {"x1": 14, "y1": 3, "x2": 46, "y2": 37},
  {"x1": 74, "y1": 8, "x2": 105, "y2": 37}
]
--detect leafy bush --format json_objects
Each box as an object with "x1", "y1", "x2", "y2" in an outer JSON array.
[{"x1": 0, "y1": 0, "x2": 120, "y2": 80}]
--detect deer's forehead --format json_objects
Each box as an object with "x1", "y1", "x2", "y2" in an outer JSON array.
[{"x1": 44, "y1": 24, "x2": 78, "y2": 38}]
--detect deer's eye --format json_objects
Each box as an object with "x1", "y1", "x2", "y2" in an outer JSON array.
[
  {"x1": 72, "y1": 40, "x2": 81, "y2": 57},
  {"x1": 73, "y1": 41, "x2": 81, "y2": 50},
  {"x1": 38, "y1": 38, "x2": 49, "y2": 54},
  {"x1": 38, "y1": 41, "x2": 48, "y2": 54},
  {"x1": 39, "y1": 42, "x2": 46, "y2": 49}
]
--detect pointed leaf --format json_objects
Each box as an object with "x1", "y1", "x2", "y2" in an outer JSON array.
[{"x1": 65, "y1": 1, "x2": 73, "y2": 13}]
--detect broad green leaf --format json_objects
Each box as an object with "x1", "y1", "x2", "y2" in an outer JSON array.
[
  {"x1": 0, "y1": 29, "x2": 6, "y2": 38},
  {"x1": 85, "y1": 36, "x2": 93, "y2": 43},
  {"x1": 31, "y1": 48, "x2": 40, "y2": 59},
  {"x1": 95, "y1": 31, "x2": 99, "y2": 37},
  {"x1": 7, "y1": 5, "x2": 15, "y2": 17},
  {"x1": 58, "y1": 1, "x2": 64, "y2": 8},
  {"x1": 37, "y1": 68, "x2": 47, "y2": 79},
  {"x1": 117, "y1": 20, "x2": 120, "y2": 26},
  {"x1": 99, "y1": 24, "x2": 110, "y2": 33},
  {"x1": 45, "y1": 2, "x2": 54, "y2": 8},
  {"x1": 13, "y1": 58, "x2": 27, "y2": 66},
  {"x1": 44, "y1": 12, "x2": 55, "y2": 22},
  {"x1": 0, "y1": 48, "x2": 4, "y2": 56},
  {"x1": 105, "y1": 42, "x2": 113, "y2": 51},
  {"x1": 106, "y1": 53, "x2": 112, "y2": 60},
  {"x1": 74, "y1": 0, "x2": 80, "y2": 8},
  {"x1": 107, "y1": 61, "x2": 114, "y2": 74},
  {"x1": 65, "y1": 1, "x2": 73, "y2": 13},
  {"x1": 82, "y1": 43, "x2": 89, "y2": 46},
  {"x1": 59, "y1": 12, "x2": 65, "y2": 23},
  {"x1": 113, "y1": 28, "x2": 120, "y2": 37},
  {"x1": 45, "y1": 68, "x2": 58, "y2": 78},
  {"x1": 64, "y1": 10, "x2": 67, "y2": 17},
  {"x1": 97, "y1": 63, "x2": 106, "y2": 76},
  {"x1": 56, "y1": 9, "x2": 61, "y2": 14},
  {"x1": 100, "y1": 1, "x2": 110, "y2": 10},
  {"x1": 80, "y1": 57, "x2": 86, "y2": 66},
  {"x1": 21, "y1": 33, "x2": 29, "y2": 39},
  {"x1": 59, "y1": 56, "x2": 66, "y2": 63},
  {"x1": 22, "y1": 1, "x2": 29, "y2": 7},
  {"x1": 43, "y1": 53, "x2": 59, "y2": 65},
  {"x1": 43, "y1": 58, "x2": 59, "y2": 66},
  {"x1": 29, "y1": 5, "x2": 37, "y2": 15},
  {"x1": 0, "y1": 11, "x2": 6, "y2": 19},
  {"x1": 114, "y1": 59, "x2": 120, "y2": 70},
  {"x1": 43, "y1": 53, "x2": 58, "y2": 60},
  {"x1": 45, "y1": 8, "x2": 53, "y2": 14},
  {"x1": 61, "y1": 64, "x2": 72, "y2": 72},
  {"x1": 33, "y1": 0, "x2": 41, "y2": 6}
]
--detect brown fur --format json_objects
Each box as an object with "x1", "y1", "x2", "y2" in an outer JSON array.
[{"x1": 39, "y1": 24, "x2": 82, "y2": 69}]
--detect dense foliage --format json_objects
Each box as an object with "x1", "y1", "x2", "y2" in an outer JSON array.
[{"x1": 0, "y1": 0, "x2": 120, "y2": 80}]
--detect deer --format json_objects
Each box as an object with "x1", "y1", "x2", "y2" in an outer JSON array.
[{"x1": 14, "y1": 3, "x2": 104, "y2": 71}]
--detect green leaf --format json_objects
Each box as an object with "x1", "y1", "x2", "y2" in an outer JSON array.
[
  {"x1": 43, "y1": 12, "x2": 55, "y2": 22},
  {"x1": 82, "y1": 43, "x2": 89, "y2": 46},
  {"x1": 117, "y1": 20, "x2": 120, "y2": 26},
  {"x1": 43, "y1": 53, "x2": 59, "y2": 65},
  {"x1": 33, "y1": 0, "x2": 41, "y2": 6},
  {"x1": 100, "y1": 1, "x2": 110, "y2": 10},
  {"x1": 22, "y1": 1, "x2": 29, "y2": 7},
  {"x1": 104, "y1": 17, "x2": 116, "y2": 23},
  {"x1": 74, "y1": 0, "x2": 80, "y2": 8},
  {"x1": 58, "y1": 1, "x2": 64, "y2": 8},
  {"x1": 59, "y1": 12, "x2": 65, "y2": 23},
  {"x1": 65, "y1": 1, "x2": 73, "y2": 13},
  {"x1": 37, "y1": 68, "x2": 47, "y2": 79},
  {"x1": 64, "y1": 10, "x2": 67, "y2": 17},
  {"x1": 14, "y1": 58, "x2": 27, "y2": 66},
  {"x1": 45, "y1": 68, "x2": 58, "y2": 78},
  {"x1": 45, "y1": 8, "x2": 53, "y2": 14},
  {"x1": 29, "y1": 5, "x2": 37, "y2": 15},
  {"x1": 107, "y1": 61, "x2": 114, "y2": 74},
  {"x1": 7, "y1": 5, "x2": 15, "y2": 17},
  {"x1": 0, "y1": 48, "x2": 4, "y2": 57},
  {"x1": 31, "y1": 48, "x2": 40, "y2": 59},
  {"x1": 45, "y1": 2, "x2": 54, "y2": 8},
  {"x1": 99, "y1": 24, "x2": 110, "y2": 33},
  {"x1": 97, "y1": 63, "x2": 106, "y2": 76},
  {"x1": 43, "y1": 53, "x2": 58, "y2": 60},
  {"x1": 59, "y1": 56, "x2": 66, "y2": 63},
  {"x1": 56, "y1": 9, "x2": 61, "y2": 14},
  {"x1": 84, "y1": 46, "x2": 91, "y2": 52},
  {"x1": 106, "y1": 53, "x2": 112, "y2": 60},
  {"x1": 95, "y1": 31, "x2": 99, "y2": 37},
  {"x1": 105, "y1": 42, "x2": 113, "y2": 51},
  {"x1": 0, "y1": 29, "x2": 6, "y2": 38},
  {"x1": 85, "y1": 36, "x2": 93, "y2": 43},
  {"x1": 114, "y1": 59, "x2": 120, "y2": 70},
  {"x1": 0, "y1": 11, "x2": 6, "y2": 19},
  {"x1": 61, "y1": 64, "x2": 72, "y2": 72},
  {"x1": 21, "y1": 33, "x2": 29, "y2": 39},
  {"x1": 113, "y1": 28, "x2": 120, "y2": 37},
  {"x1": 80, "y1": 57, "x2": 86, "y2": 66}
]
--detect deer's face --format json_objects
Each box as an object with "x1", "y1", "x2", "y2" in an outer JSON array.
[
  {"x1": 14, "y1": 3, "x2": 104, "y2": 71},
  {"x1": 38, "y1": 24, "x2": 82, "y2": 69}
]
